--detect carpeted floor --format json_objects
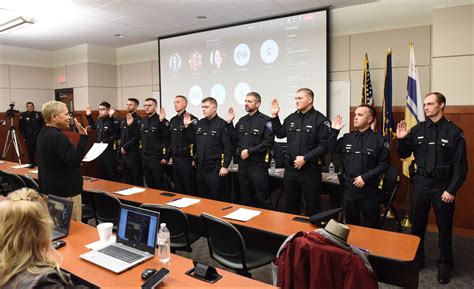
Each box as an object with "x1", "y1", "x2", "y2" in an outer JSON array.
[{"x1": 174, "y1": 227, "x2": 474, "y2": 288}]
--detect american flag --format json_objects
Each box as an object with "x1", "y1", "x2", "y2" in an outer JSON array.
[{"x1": 361, "y1": 53, "x2": 374, "y2": 106}]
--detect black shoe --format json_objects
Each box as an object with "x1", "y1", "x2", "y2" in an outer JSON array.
[{"x1": 437, "y1": 269, "x2": 452, "y2": 285}]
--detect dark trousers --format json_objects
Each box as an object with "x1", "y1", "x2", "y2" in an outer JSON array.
[
  {"x1": 283, "y1": 166, "x2": 322, "y2": 216},
  {"x1": 342, "y1": 178, "x2": 380, "y2": 228},
  {"x1": 238, "y1": 162, "x2": 271, "y2": 208},
  {"x1": 25, "y1": 135, "x2": 38, "y2": 165},
  {"x1": 411, "y1": 175, "x2": 455, "y2": 270},
  {"x1": 122, "y1": 152, "x2": 143, "y2": 186},
  {"x1": 196, "y1": 163, "x2": 227, "y2": 201},
  {"x1": 142, "y1": 156, "x2": 164, "y2": 189},
  {"x1": 98, "y1": 149, "x2": 118, "y2": 181},
  {"x1": 172, "y1": 157, "x2": 196, "y2": 196}
]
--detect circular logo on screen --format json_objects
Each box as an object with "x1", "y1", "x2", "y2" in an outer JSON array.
[
  {"x1": 188, "y1": 50, "x2": 203, "y2": 72},
  {"x1": 233, "y1": 43, "x2": 251, "y2": 66},
  {"x1": 234, "y1": 82, "x2": 251, "y2": 105},
  {"x1": 260, "y1": 39, "x2": 279, "y2": 64},
  {"x1": 210, "y1": 84, "x2": 226, "y2": 105},
  {"x1": 189, "y1": 85, "x2": 203, "y2": 105},
  {"x1": 169, "y1": 53, "x2": 182, "y2": 72}
]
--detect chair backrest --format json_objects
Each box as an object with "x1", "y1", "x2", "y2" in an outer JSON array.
[
  {"x1": 382, "y1": 165, "x2": 400, "y2": 194},
  {"x1": 20, "y1": 174, "x2": 39, "y2": 191},
  {"x1": 200, "y1": 213, "x2": 247, "y2": 270},
  {"x1": 140, "y1": 203, "x2": 191, "y2": 248},
  {"x1": 1, "y1": 170, "x2": 26, "y2": 193},
  {"x1": 88, "y1": 190, "x2": 121, "y2": 226}
]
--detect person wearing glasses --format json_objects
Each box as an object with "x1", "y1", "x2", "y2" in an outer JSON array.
[{"x1": 86, "y1": 101, "x2": 120, "y2": 181}]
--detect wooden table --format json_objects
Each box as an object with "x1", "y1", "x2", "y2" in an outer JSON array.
[
  {"x1": 0, "y1": 161, "x2": 420, "y2": 288},
  {"x1": 60, "y1": 221, "x2": 275, "y2": 289}
]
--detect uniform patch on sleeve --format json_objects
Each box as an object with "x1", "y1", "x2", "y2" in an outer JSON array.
[
  {"x1": 265, "y1": 121, "x2": 272, "y2": 131},
  {"x1": 323, "y1": 120, "x2": 331, "y2": 131},
  {"x1": 460, "y1": 132, "x2": 464, "y2": 138},
  {"x1": 165, "y1": 121, "x2": 170, "y2": 126},
  {"x1": 191, "y1": 119, "x2": 198, "y2": 125},
  {"x1": 384, "y1": 140, "x2": 390, "y2": 149}
]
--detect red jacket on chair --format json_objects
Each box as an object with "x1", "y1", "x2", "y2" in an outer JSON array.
[{"x1": 274, "y1": 231, "x2": 378, "y2": 289}]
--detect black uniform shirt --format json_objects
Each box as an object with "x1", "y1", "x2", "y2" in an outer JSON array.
[
  {"x1": 19, "y1": 111, "x2": 43, "y2": 136},
  {"x1": 227, "y1": 111, "x2": 274, "y2": 164},
  {"x1": 169, "y1": 111, "x2": 197, "y2": 158},
  {"x1": 188, "y1": 114, "x2": 232, "y2": 167},
  {"x1": 140, "y1": 113, "x2": 170, "y2": 159},
  {"x1": 329, "y1": 128, "x2": 390, "y2": 186},
  {"x1": 272, "y1": 107, "x2": 330, "y2": 166},
  {"x1": 397, "y1": 117, "x2": 467, "y2": 195},
  {"x1": 120, "y1": 112, "x2": 141, "y2": 154},
  {"x1": 86, "y1": 115, "x2": 120, "y2": 149}
]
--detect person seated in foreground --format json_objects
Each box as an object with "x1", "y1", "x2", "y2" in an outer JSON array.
[{"x1": 0, "y1": 188, "x2": 75, "y2": 288}]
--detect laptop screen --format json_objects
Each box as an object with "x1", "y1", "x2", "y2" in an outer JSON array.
[
  {"x1": 47, "y1": 195, "x2": 73, "y2": 233},
  {"x1": 117, "y1": 205, "x2": 159, "y2": 254}
]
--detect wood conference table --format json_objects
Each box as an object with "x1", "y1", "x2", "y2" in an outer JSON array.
[
  {"x1": 61, "y1": 221, "x2": 276, "y2": 289},
  {"x1": 0, "y1": 161, "x2": 420, "y2": 288}
]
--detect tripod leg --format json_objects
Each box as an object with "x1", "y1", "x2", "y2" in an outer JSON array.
[
  {"x1": 2, "y1": 130, "x2": 12, "y2": 159},
  {"x1": 11, "y1": 130, "x2": 22, "y2": 164}
]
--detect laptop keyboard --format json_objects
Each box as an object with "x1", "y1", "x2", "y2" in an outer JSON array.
[{"x1": 98, "y1": 245, "x2": 144, "y2": 263}]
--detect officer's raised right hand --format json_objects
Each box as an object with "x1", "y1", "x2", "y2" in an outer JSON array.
[
  {"x1": 159, "y1": 107, "x2": 166, "y2": 122},
  {"x1": 396, "y1": 120, "x2": 409, "y2": 139},
  {"x1": 183, "y1": 112, "x2": 192, "y2": 128},
  {"x1": 126, "y1": 113, "x2": 134, "y2": 126},
  {"x1": 227, "y1": 107, "x2": 235, "y2": 124},
  {"x1": 332, "y1": 115, "x2": 344, "y2": 130},
  {"x1": 271, "y1": 99, "x2": 280, "y2": 118},
  {"x1": 85, "y1": 105, "x2": 92, "y2": 116}
]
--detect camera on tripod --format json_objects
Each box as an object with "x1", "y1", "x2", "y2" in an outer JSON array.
[{"x1": 2, "y1": 102, "x2": 19, "y2": 126}]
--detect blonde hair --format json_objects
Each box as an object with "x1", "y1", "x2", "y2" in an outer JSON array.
[
  {"x1": 0, "y1": 189, "x2": 63, "y2": 286},
  {"x1": 42, "y1": 101, "x2": 66, "y2": 124}
]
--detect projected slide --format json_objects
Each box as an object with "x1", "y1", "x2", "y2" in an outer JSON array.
[{"x1": 159, "y1": 10, "x2": 327, "y2": 120}]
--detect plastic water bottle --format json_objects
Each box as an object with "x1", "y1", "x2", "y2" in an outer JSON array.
[
  {"x1": 328, "y1": 162, "x2": 336, "y2": 179},
  {"x1": 270, "y1": 159, "x2": 276, "y2": 173},
  {"x1": 157, "y1": 223, "x2": 171, "y2": 265}
]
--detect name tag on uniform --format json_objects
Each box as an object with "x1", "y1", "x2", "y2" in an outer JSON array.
[
  {"x1": 306, "y1": 125, "x2": 312, "y2": 129},
  {"x1": 441, "y1": 139, "x2": 449, "y2": 143},
  {"x1": 417, "y1": 136, "x2": 424, "y2": 139}
]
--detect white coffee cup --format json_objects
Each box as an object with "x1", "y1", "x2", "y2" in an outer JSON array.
[{"x1": 97, "y1": 222, "x2": 113, "y2": 243}]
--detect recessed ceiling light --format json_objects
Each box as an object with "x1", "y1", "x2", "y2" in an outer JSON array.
[
  {"x1": 195, "y1": 16, "x2": 207, "y2": 20},
  {"x1": 114, "y1": 33, "x2": 124, "y2": 38}
]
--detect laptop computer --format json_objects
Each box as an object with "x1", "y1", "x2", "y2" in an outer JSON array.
[
  {"x1": 80, "y1": 204, "x2": 160, "y2": 274},
  {"x1": 47, "y1": 195, "x2": 73, "y2": 241}
]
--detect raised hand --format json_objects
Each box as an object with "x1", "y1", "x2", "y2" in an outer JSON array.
[
  {"x1": 126, "y1": 113, "x2": 134, "y2": 126},
  {"x1": 108, "y1": 107, "x2": 115, "y2": 118},
  {"x1": 183, "y1": 112, "x2": 192, "y2": 128},
  {"x1": 85, "y1": 105, "x2": 92, "y2": 116},
  {"x1": 271, "y1": 99, "x2": 280, "y2": 117},
  {"x1": 396, "y1": 120, "x2": 409, "y2": 139},
  {"x1": 332, "y1": 115, "x2": 344, "y2": 130},
  {"x1": 159, "y1": 107, "x2": 166, "y2": 122},
  {"x1": 74, "y1": 118, "x2": 89, "y2": 135},
  {"x1": 227, "y1": 107, "x2": 235, "y2": 124}
]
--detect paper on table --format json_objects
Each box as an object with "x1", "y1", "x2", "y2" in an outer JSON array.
[
  {"x1": 85, "y1": 236, "x2": 117, "y2": 250},
  {"x1": 223, "y1": 208, "x2": 261, "y2": 222},
  {"x1": 29, "y1": 170, "x2": 38, "y2": 174},
  {"x1": 11, "y1": 164, "x2": 30, "y2": 169},
  {"x1": 0, "y1": 161, "x2": 5, "y2": 164},
  {"x1": 166, "y1": 197, "x2": 201, "y2": 208},
  {"x1": 114, "y1": 187, "x2": 146, "y2": 196},
  {"x1": 82, "y1": 143, "x2": 109, "y2": 162}
]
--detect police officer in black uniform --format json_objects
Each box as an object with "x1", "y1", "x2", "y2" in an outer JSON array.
[
  {"x1": 226, "y1": 92, "x2": 274, "y2": 208},
  {"x1": 184, "y1": 97, "x2": 232, "y2": 201},
  {"x1": 329, "y1": 105, "x2": 390, "y2": 228},
  {"x1": 86, "y1": 101, "x2": 120, "y2": 181},
  {"x1": 396, "y1": 92, "x2": 467, "y2": 285},
  {"x1": 167, "y1": 95, "x2": 198, "y2": 195},
  {"x1": 120, "y1": 98, "x2": 143, "y2": 186},
  {"x1": 19, "y1": 102, "x2": 44, "y2": 167},
  {"x1": 139, "y1": 98, "x2": 170, "y2": 189},
  {"x1": 271, "y1": 88, "x2": 330, "y2": 216}
]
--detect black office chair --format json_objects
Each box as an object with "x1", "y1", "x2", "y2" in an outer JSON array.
[
  {"x1": 1, "y1": 170, "x2": 26, "y2": 194},
  {"x1": 88, "y1": 190, "x2": 121, "y2": 228},
  {"x1": 310, "y1": 207, "x2": 343, "y2": 226},
  {"x1": 141, "y1": 203, "x2": 200, "y2": 253},
  {"x1": 20, "y1": 174, "x2": 39, "y2": 191},
  {"x1": 200, "y1": 213, "x2": 274, "y2": 277},
  {"x1": 379, "y1": 165, "x2": 402, "y2": 231},
  {"x1": 81, "y1": 191, "x2": 96, "y2": 224}
]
